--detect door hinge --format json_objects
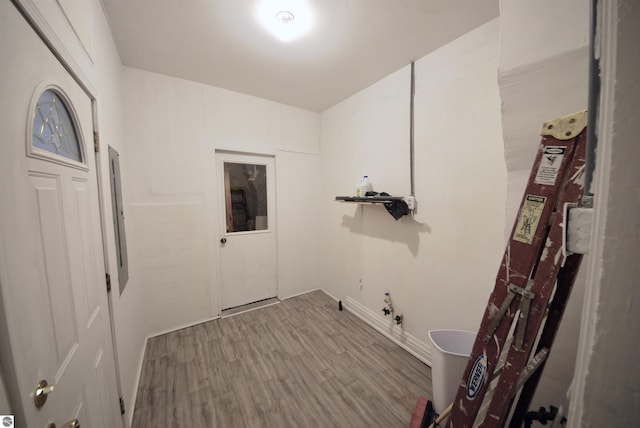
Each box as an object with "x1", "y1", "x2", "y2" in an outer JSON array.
[
  {"x1": 94, "y1": 131, "x2": 100, "y2": 153},
  {"x1": 106, "y1": 273, "x2": 111, "y2": 293},
  {"x1": 119, "y1": 396, "x2": 125, "y2": 415}
]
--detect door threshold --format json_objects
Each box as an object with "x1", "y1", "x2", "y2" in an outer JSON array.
[{"x1": 221, "y1": 297, "x2": 280, "y2": 318}]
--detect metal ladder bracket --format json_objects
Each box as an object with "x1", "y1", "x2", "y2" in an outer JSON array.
[{"x1": 482, "y1": 283, "x2": 535, "y2": 347}]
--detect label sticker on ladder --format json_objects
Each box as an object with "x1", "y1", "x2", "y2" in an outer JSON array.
[
  {"x1": 534, "y1": 146, "x2": 566, "y2": 185},
  {"x1": 513, "y1": 195, "x2": 546, "y2": 244},
  {"x1": 466, "y1": 354, "x2": 488, "y2": 399}
]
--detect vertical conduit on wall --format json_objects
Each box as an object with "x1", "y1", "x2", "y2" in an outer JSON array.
[
  {"x1": 585, "y1": 0, "x2": 600, "y2": 205},
  {"x1": 410, "y1": 61, "x2": 416, "y2": 197}
]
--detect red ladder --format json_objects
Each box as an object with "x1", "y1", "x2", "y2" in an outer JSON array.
[{"x1": 446, "y1": 111, "x2": 588, "y2": 428}]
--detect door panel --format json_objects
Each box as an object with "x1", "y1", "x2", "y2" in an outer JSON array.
[
  {"x1": 217, "y1": 152, "x2": 277, "y2": 310},
  {"x1": 30, "y1": 172, "x2": 80, "y2": 372},
  {"x1": 71, "y1": 176, "x2": 102, "y2": 322},
  {"x1": 0, "y1": 2, "x2": 121, "y2": 427}
]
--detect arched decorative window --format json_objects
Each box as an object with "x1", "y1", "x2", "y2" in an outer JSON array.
[{"x1": 28, "y1": 84, "x2": 86, "y2": 169}]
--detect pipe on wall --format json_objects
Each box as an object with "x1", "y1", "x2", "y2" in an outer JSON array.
[
  {"x1": 584, "y1": 0, "x2": 600, "y2": 205},
  {"x1": 410, "y1": 61, "x2": 416, "y2": 197}
]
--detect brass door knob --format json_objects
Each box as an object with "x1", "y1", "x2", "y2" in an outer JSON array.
[{"x1": 34, "y1": 379, "x2": 54, "y2": 408}]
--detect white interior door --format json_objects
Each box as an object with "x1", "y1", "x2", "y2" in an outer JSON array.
[
  {"x1": 0, "y1": 3, "x2": 121, "y2": 427},
  {"x1": 217, "y1": 152, "x2": 277, "y2": 310}
]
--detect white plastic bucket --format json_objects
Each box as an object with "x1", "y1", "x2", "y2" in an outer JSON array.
[{"x1": 428, "y1": 329, "x2": 476, "y2": 414}]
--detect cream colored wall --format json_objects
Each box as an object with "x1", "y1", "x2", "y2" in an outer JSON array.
[
  {"x1": 319, "y1": 19, "x2": 505, "y2": 357},
  {"x1": 499, "y1": 0, "x2": 589, "y2": 231},
  {"x1": 121, "y1": 68, "x2": 322, "y2": 336}
]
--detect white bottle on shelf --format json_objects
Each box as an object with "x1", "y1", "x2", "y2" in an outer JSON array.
[{"x1": 356, "y1": 175, "x2": 373, "y2": 197}]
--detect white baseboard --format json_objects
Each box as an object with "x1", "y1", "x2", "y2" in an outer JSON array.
[
  {"x1": 343, "y1": 296, "x2": 433, "y2": 366},
  {"x1": 128, "y1": 335, "x2": 147, "y2": 427},
  {"x1": 316, "y1": 288, "x2": 340, "y2": 303},
  {"x1": 147, "y1": 315, "x2": 221, "y2": 339},
  {"x1": 281, "y1": 288, "x2": 323, "y2": 300}
]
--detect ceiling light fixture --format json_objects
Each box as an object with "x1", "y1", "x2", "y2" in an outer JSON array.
[
  {"x1": 276, "y1": 11, "x2": 295, "y2": 24},
  {"x1": 256, "y1": 0, "x2": 314, "y2": 43}
]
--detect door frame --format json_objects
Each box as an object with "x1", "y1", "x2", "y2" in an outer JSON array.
[
  {"x1": 212, "y1": 149, "x2": 279, "y2": 316},
  {"x1": 3, "y1": 1, "x2": 125, "y2": 425}
]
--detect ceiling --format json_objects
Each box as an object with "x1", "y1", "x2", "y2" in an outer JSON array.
[{"x1": 101, "y1": 0, "x2": 499, "y2": 112}]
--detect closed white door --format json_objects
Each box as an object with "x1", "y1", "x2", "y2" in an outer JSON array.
[
  {"x1": 0, "y1": 3, "x2": 121, "y2": 428},
  {"x1": 217, "y1": 152, "x2": 277, "y2": 310}
]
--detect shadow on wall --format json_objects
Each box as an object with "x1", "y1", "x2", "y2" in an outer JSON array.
[{"x1": 340, "y1": 206, "x2": 431, "y2": 256}]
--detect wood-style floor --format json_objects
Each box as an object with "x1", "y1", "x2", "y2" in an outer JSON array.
[{"x1": 131, "y1": 290, "x2": 432, "y2": 427}]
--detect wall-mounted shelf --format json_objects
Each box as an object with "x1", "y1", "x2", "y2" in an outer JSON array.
[
  {"x1": 335, "y1": 195, "x2": 404, "y2": 204},
  {"x1": 335, "y1": 195, "x2": 415, "y2": 208},
  {"x1": 335, "y1": 196, "x2": 416, "y2": 220}
]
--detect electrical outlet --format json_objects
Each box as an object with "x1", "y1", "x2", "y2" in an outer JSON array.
[{"x1": 359, "y1": 279, "x2": 363, "y2": 290}]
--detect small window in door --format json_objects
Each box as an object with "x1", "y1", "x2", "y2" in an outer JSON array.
[
  {"x1": 27, "y1": 87, "x2": 88, "y2": 171},
  {"x1": 32, "y1": 88, "x2": 83, "y2": 162},
  {"x1": 223, "y1": 162, "x2": 268, "y2": 233}
]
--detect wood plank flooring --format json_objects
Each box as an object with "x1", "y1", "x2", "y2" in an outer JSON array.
[{"x1": 131, "y1": 290, "x2": 432, "y2": 427}]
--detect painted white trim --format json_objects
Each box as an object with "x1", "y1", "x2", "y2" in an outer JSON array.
[
  {"x1": 344, "y1": 296, "x2": 432, "y2": 366},
  {"x1": 147, "y1": 316, "x2": 222, "y2": 339},
  {"x1": 281, "y1": 288, "x2": 325, "y2": 300},
  {"x1": 568, "y1": 1, "x2": 617, "y2": 425},
  {"x1": 128, "y1": 335, "x2": 148, "y2": 427},
  {"x1": 214, "y1": 147, "x2": 278, "y2": 157},
  {"x1": 14, "y1": 0, "x2": 97, "y2": 97}
]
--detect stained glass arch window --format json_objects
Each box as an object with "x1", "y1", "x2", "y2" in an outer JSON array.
[{"x1": 30, "y1": 87, "x2": 84, "y2": 164}]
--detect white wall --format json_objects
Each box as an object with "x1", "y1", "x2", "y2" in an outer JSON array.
[
  {"x1": 571, "y1": 1, "x2": 640, "y2": 425},
  {"x1": 499, "y1": 0, "x2": 589, "y2": 230},
  {"x1": 320, "y1": 19, "x2": 505, "y2": 361},
  {"x1": 121, "y1": 68, "x2": 322, "y2": 336},
  {"x1": 498, "y1": 0, "x2": 590, "y2": 413}
]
